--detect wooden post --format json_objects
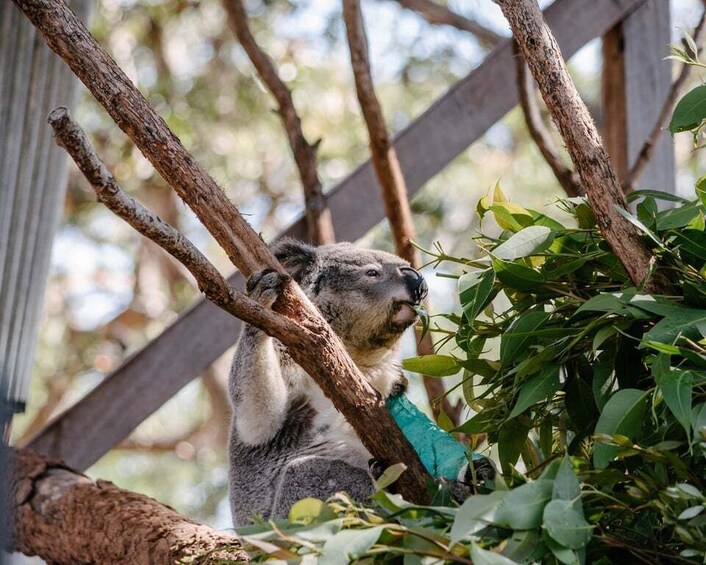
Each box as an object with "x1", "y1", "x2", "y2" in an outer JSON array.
[{"x1": 602, "y1": 0, "x2": 675, "y2": 194}]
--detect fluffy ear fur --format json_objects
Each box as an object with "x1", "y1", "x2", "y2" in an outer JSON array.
[{"x1": 271, "y1": 238, "x2": 317, "y2": 282}]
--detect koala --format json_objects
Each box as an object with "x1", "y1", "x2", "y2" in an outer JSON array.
[{"x1": 228, "y1": 238, "x2": 427, "y2": 526}]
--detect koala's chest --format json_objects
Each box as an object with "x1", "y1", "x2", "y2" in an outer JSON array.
[{"x1": 288, "y1": 360, "x2": 401, "y2": 466}]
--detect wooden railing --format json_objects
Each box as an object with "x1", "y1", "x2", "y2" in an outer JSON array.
[{"x1": 27, "y1": 0, "x2": 673, "y2": 470}]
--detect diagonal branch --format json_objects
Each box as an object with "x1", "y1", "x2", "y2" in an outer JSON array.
[
  {"x1": 343, "y1": 0, "x2": 461, "y2": 426},
  {"x1": 623, "y1": 7, "x2": 706, "y2": 192},
  {"x1": 494, "y1": 0, "x2": 670, "y2": 294},
  {"x1": 222, "y1": 0, "x2": 335, "y2": 245},
  {"x1": 391, "y1": 0, "x2": 504, "y2": 48},
  {"x1": 513, "y1": 41, "x2": 583, "y2": 197}
]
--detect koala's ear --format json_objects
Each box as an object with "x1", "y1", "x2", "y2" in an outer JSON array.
[{"x1": 270, "y1": 238, "x2": 317, "y2": 282}]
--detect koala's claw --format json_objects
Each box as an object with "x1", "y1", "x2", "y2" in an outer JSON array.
[
  {"x1": 463, "y1": 457, "x2": 497, "y2": 487},
  {"x1": 246, "y1": 269, "x2": 291, "y2": 308}
]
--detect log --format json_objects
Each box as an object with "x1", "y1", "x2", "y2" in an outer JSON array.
[{"x1": 6, "y1": 447, "x2": 248, "y2": 565}]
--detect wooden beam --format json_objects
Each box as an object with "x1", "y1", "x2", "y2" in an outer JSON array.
[
  {"x1": 602, "y1": 0, "x2": 675, "y2": 194},
  {"x1": 28, "y1": 0, "x2": 647, "y2": 471}
]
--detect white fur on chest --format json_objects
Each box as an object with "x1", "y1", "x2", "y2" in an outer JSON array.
[{"x1": 293, "y1": 348, "x2": 401, "y2": 468}]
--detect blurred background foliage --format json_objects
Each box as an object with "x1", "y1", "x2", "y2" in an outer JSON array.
[{"x1": 9, "y1": 0, "x2": 706, "y2": 530}]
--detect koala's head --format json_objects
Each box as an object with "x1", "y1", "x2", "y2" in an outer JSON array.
[{"x1": 273, "y1": 238, "x2": 427, "y2": 350}]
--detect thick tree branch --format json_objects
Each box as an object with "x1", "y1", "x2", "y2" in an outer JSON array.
[
  {"x1": 6, "y1": 447, "x2": 247, "y2": 564},
  {"x1": 495, "y1": 0, "x2": 668, "y2": 293},
  {"x1": 343, "y1": 0, "x2": 460, "y2": 425},
  {"x1": 513, "y1": 42, "x2": 583, "y2": 197},
  {"x1": 623, "y1": 7, "x2": 706, "y2": 192},
  {"x1": 222, "y1": 0, "x2": 335, "y2": 245},
  {"x1": 46, "y1": 105, "x2": 431, "y2": 503},
  {"x1": 391, "y1": 0, "x2": 504, "y2": 48}
]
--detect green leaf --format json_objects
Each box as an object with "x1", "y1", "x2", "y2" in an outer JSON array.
[
  {"x1": 672, "y1": 229, "x2": 706, "y2": 265},
  {"x1": 543, "y1": 500, "x2": 593, "y2": 549},
  {"x1": 627, "y1": 189, "x2": 691, "y2": 205},
  {"x1": 471, "y1": 543, "x2": 521, "y2": 565},
  {"x1": 697, "y1": 175, "x2": 706, "y2": 207},
  {"x1": 450, "y1": 490, "x2": 507, "y2": 542},
  {"x1": 508, "y1": 365, "x2": 561, "y2": 418},
  {"x1": 459, "y1": 269, "x2": 496, "y2": 322},
  {"x1": 494, "y1": 479, "x2": 554, "y2": 530},
  {"x1": 644, "y1": 306, "x2": 706, "y2": 343},
  {"x1": 593, "y1": 389, "x2": 649, "y2": 469},
  {"x1": 402, "y1": 355, "x2": 461, "y2": 377},
  {"x1": 500, "y1": 310, "x2": 551, "y2": 367},
  {"x1": 655, "y1": 365, "x2": 693, "y2": 438},
  {"x1": 288, "y1": 498, "x2": 336, "y2": 525},
  {"x1": 498, "y1": 419, "x2": 530, "y2": 474},
  {"x1": 454, "y1": 410, "x2": 496, "y2": 434},
  {"x1": 320, "y1": 527, "x2": 383, "y2": 565},
  {"x1": 553, "y1": 456, "x2": 581, "y2": 502},
  {"x1": 373, "y1": 462, "x2": 407, "y2": 490},
  {"x1": 501, "y1": 530, "x2": 542, "y2": 563},
  {"x1": 656, "y1": 201, "x2": 703, "y2": 230},
  {"x1": 492, "y1": 259, "x2": 547, "y2": 292},
  {"x1": 693, "y1": 403, "x2": 706, "y2": 442},
  {"x1": 492, "y1": 226, "x2": 555, "y2": 260},
  {"x1": 613, "y1": 205, "x2": 664, "y2": 247},
  {"x1": 669, "y1": 84, "x2": 706, "y2": 132},
  {"x1": 489, "y1": 202, "x2": 534, "y2": 232},
  {"x1": 543, "y1": 531, "x2": 580, "y2": 565}
]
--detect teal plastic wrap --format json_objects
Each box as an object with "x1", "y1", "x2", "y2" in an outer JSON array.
[{"x1": 386, "y1": 394, "x2": 482, "y2": 481}]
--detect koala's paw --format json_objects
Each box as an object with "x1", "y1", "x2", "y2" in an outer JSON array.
[
  {"x1": 246, "y1": 268, "x2": 291, "y2": 308},
  {"x1": 368, "y1": 458, "x2": 399, "y2": 494},
  {"x1": 462, "y1": 457, "x2": 497, "y2": 487}
]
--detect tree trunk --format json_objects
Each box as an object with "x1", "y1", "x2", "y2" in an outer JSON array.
[{"x1": 5, "y1": 447, "x2": 248, "y2": 564}]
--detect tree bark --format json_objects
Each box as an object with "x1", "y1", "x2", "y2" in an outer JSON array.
[
  {"x1": 222, "y1": 0, "x2": 335, "y2": 246},
  {"x1": 6, "y1": 447, "x2": 248, "y2": 564},
  {"x1": 495, "y1": 0, "x2": 668, "y2": 293}
]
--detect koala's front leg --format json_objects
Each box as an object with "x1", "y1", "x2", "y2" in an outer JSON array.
[{"x1": 229, "y1": 269, "x2": 292, "y2": 446}]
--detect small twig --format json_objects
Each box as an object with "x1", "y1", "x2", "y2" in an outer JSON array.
[
  {"x1": 391, "y1": 0, "x2": 504, "y2": 48},
  {"x1": 47, "y1": 107, "x2": 299, "y2": 341},
  {"x1": 343, "y1": 0, "x2": 459, "y2": 425},
  {"x1": 513, "y1": 41, "x2": 583, "y2": 197},
  {"x1": 623, "y1": 7, "x2": 706, "y2": 192},
  {"x1": 222, "y1": 0, "x2": 335, "y2": 246}
]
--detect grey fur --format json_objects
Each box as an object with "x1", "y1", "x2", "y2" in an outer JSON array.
[{"x1": 228, "y1": 239, "x2": 425, "y2": 526}]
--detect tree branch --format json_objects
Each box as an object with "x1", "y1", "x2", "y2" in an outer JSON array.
[
  {"x1": 391, "y1": 0, "x2": 504, "y2": 48},
  {"x1": 513, "y1": 41, "x2": 583, "y2": 197},
  {"x1": 46, "y1": 104, "x2": 431, "y2": 503},
  {"x1": 495, "y1": 0, "x2": 669, "y2": 293},
  {"x1": 623, "y1": 7, "x2": 706, "y2": 192},
  {"x1": 6, "y1": 447, "x2": 248, "y2": 564},
  {"x1": 222, "y1": 0, "x2": 335, "y2": 245},
  {"x1": 343, "y1": 0, "x2": 460, "y2": 425}
]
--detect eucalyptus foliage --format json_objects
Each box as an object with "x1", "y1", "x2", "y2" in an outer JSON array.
[{"x1": 227, "y1": 183, "x2": 705, "y2": 564}]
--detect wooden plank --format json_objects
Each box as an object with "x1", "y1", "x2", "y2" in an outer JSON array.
[
  {"x1": 623, "y1": 0, "x2": 674, "y2": 194},
  {"x1": 28, "y1": 0, "x2": 647, "y2": 471},
  {"x1": 602, "y1": 0, "x2": 675, "y2": 194}
]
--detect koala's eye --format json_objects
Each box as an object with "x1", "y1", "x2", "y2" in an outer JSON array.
[{"x1": 366, "y1": 269, "x2": 381, "y2": 278}]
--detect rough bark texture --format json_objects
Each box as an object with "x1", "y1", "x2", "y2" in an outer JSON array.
[
  {"x1": 222, "y1": 0, "x2": 335, "y2": 246},
  {"x1": 513, "y1": 42, "x2": 582, "y2": 197},
  {"x1": 6, "y1": 447, "x2": 248, "y2": 564},
  {"x1": 17, "y1": 0, "x2": 432, "y2": 501},
  {"x1": 343, "y1": 0, "x2": 459, "y2": 424},
  {"x1": 495, "y1": 0, "x2": 667, "y2": 293}
]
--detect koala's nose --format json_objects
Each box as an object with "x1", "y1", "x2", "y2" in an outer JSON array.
[{"x1": 400, "y1": 266, "x2": 428, "y2": 303}]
